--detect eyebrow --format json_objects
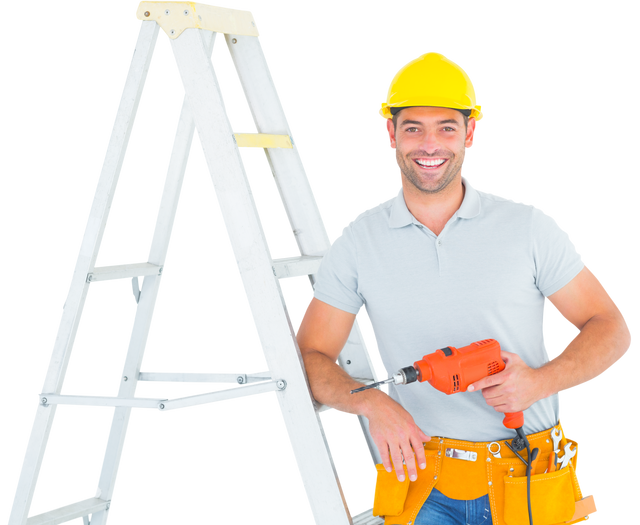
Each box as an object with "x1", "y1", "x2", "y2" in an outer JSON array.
[{"x1": 400, "y1": 118, "x2": 461, "y2": 126}]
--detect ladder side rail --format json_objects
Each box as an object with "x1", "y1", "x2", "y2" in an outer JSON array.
[
  {"x1": 226, "y1": 34, "x2": 381, "y2": 463},
  {"x1": 225, "y1": 34, "x2": 329, "y2": 255},
  {"x1": 171, "y1": 28, "x2": 352, "y2": 524},
  {"x1": 9, "y1": 21, "x2": 160, "y2": 525},
  {"x1": 89, "y1": 30, "x2": 216, "y2": 525},
  {"x1": 341, "y1": 325, "x2": 383, "y2": 463}
]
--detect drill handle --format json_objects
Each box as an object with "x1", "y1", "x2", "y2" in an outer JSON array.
[{"x1": 503, "y1": 411, "x2": 524, "y2": 429}]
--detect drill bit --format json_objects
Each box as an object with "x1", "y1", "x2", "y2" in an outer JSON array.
[{"x1": 350, "y1": 377, "x2": 395, "y2": 394}]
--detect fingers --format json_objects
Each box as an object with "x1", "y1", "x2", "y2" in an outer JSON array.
[
  {"x1": 418, "y1": 429, "x2": 432, "y2": 444},
  {"x1": 378, "y1": 436, "x2": 430, "y2": 482},
  {"x1": 412, "y1": 435, "x2": 428, "y2": 470},
  {"x1": 389, "y1": 445, "x2": 406, "y2": 481}
]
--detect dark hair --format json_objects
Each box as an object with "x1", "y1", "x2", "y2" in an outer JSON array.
[{"x1": 391, "y1": 107, "x2": 470, "y2": 130}]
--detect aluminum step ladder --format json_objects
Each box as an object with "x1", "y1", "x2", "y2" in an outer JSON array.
[{"x1": 8, "y1": 3, "x2": 383, "y2": 525}]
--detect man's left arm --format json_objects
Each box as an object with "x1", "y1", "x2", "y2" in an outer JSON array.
[{"x1": 468, "y1": 266, "x2": 631, "y2": 413}]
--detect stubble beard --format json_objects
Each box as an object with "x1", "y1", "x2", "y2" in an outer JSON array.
[{"x1": 397, "y1": 149, "x2": 464, "y2": 195}]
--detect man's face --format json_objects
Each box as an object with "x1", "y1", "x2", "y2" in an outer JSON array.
[{"x1": 387, "y1": 107, "x2": 475, "y2": 195}]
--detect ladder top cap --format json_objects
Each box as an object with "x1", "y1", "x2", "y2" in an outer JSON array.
[{"x1": 137, "y1": 2, "x2": 259, "y2": 39}]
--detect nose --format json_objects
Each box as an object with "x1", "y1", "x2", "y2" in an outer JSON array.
[{"x1": 421, "y1": 130, "x2": 441, "y2": 154}]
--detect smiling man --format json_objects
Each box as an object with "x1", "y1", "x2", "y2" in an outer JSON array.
[
  {"x1": 297, "y1": 53, "x2": 629, "y2": 524},
  {"x1": 388, "y1": 106, "x2": 474, "y2": 238}
]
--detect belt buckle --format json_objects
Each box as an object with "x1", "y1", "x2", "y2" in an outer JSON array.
[{"x1": 445, "y1": 448, "x2": 477, "y2": 462}]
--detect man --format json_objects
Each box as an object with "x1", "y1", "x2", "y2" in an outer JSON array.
[{"x1": 297, "y1": 53, "x2": 630, "y2": 524}]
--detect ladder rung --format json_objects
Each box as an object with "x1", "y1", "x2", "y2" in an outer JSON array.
[
  {"x1": 234, "y1": 133, "x2": 292, "y2": 149},
  {"x1": 87, "y1": 262, "x2": 162, "y2": 282},
  {"x1": 40, "y1": 380, "x2": 282, "y2": 410},
  {"x1": 353, "y1": 377, "x2": 375, "y2": 384},
  {"x1": 26, "y1": 497, "x2": 109, "y2": 525},
  {"x1": 272, "y1": 255, "x2": 322, "y2": 279},
  {"x1": 139, "y1": 372, "x2": 271, "y2": 384},
  {"x1": 353, "y1": 507, "x2": 384, "y2": 525}
]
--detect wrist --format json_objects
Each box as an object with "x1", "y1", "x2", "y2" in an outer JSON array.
[
  {"x1": 355, "y1": 387, "x2": 390, "y2": 419},
  {"x1": 531, "y1": 365, "x2": 557, "y2": 401}
]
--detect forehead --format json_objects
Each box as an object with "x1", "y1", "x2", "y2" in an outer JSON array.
[{"x1": 396, "y1": 106, "x2": 464, "y2": 126}]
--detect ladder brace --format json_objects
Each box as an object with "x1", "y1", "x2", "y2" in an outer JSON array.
[{"x1": 26, "y1": 498, "x2": 110, "y2": 525}]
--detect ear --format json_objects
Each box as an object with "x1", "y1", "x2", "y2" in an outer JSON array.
[
  {"x1": 465, "y1": 118, "x2": 476, "y2": 147},
  {"x1": 387, "y1": 118, "x2": 397, "y2": 148}
]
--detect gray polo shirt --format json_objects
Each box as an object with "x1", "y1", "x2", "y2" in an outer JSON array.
[{"x1": 314, "y1": 179, "x2": 583, "y2": 442}]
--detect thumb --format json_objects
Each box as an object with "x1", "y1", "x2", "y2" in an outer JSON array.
[{"x1": 500, "y1": 349, "x2": 519, "y2": 366}]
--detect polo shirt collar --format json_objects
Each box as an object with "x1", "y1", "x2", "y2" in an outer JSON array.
[{"x1": 388, "y1": 177, "x2": 481, "y2": 229}]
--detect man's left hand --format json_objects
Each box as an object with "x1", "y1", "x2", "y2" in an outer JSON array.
[{"x1": 467, "y1": 350, "x2": 544, "y2": 413}]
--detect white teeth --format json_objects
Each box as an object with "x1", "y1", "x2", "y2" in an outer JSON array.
[{"x1": 416, "y1": 158, "x2": 446, "y2": 167}]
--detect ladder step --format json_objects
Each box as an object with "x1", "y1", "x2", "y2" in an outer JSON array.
[
  {"x1": 87, "y1": 255, "x2": 322, "y2": 284},
  {"x1": 272, "y1": 255, "x2": 322, "y2": 279},
  {"x1": 138, "y1": 371, "x2": 271, "y2": 384},
  {"x1": 352, "y1": 509, "x2": 384, "y2": 525},
  {"x1": 26, "y1": 497, "x2": 109, "y2": 525},
  {"x1": 40, "y1": 381, "x2": 283, "y2": 410},
  {"x1": 87, "y1": 262, "x2": 162, "y2": 282},
  {"x1": 233, "y1": 133, "x2": 292, "y2": 149}
]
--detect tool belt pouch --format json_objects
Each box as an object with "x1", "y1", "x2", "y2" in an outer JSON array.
[
  {"x1": 372, "y1": 448, "x2": 441, "y2": 522},
  {"x1": 489, "y1": 439, "x2": 586, "y2": 525},
  {"x1": 372, "y1": 464, "x2": 410, "y2": 517}
]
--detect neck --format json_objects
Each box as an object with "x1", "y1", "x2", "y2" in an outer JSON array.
[{"x1": 402, "y1": 176, "x2": 465, "y2": 236}]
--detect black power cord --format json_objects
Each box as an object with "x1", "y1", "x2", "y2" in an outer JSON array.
[{"x1": 504, "y1": 427, "x2": 535, "y2": 525}]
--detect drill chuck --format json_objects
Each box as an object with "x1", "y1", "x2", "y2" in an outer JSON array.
[{"x1": 392, "y1": 366, "x2": 419, "y2": 385}]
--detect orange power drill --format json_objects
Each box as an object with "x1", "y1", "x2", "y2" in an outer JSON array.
[{"x1": 351, "y1": 339, "x2": 525, "y2": 435}]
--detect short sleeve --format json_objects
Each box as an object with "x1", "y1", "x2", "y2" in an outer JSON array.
[
  {"x1": 531, "y1": 208, "x2": 584, "y2": 297},
  {"x1": 313, "y1": 225, "x2": 363, "y2": 314}
]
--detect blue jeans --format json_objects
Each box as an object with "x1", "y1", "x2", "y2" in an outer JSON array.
[{"x1": 414, "y1": 488, "x2": 492, "y2": 525}]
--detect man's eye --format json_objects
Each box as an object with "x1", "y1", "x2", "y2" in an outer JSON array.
[
  {"x1": 405, "y1": 127, "x2": 419, "y2": 132},
  {"x1": 442, "y1": 127, "x2": 455, "y2": 132}
]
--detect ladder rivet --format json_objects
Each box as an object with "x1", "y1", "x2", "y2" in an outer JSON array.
[
  {"x1": 346, "y1": 360, "x2": 351, "y2": 365},
  {"x1": 277, "y1": 380, "x2": 287, "y2": 390},
  {"x1": 232, "y1": 38, "x2": 237, "y2": 44},
  {"x1": 41, "y1": 397, "x2": 47, "y2": 405},
  {"x1": 183, "y1": 10, "x2": 189, "y2": 16},
  {"x1": 123, "y1": 376, "x2": 128, "y2": 381},
  {"x1": 170, "y1": 30, "x2": 175, "y2": 36},
  {"x1": 106, "y1": 503, "x2": 110, "y2": 510},
  {"x1": 159, "y1": 403, "x2": 165, "y2": 409},
  {"x1": 237, "y1": 376, "x2": 245, "y2": 384},
  {"x1": 144, "y1": 11, "x2": 150, "y2": 17},
  {"x1": 164, "y1": 9, "x2": 170, "y2": 15}
]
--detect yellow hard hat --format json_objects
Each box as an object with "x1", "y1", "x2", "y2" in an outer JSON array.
[{"x1": 380, "y1": 52, "x2": 482, "y2": 121}]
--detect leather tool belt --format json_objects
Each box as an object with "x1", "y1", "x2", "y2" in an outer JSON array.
[{"x1": 373, "y1": 423, "x2": 596, "y2": 525}]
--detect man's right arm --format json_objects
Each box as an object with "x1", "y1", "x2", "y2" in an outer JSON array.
[{"x1": 297, "y1": 297, "x2": 431, "y2": 482}]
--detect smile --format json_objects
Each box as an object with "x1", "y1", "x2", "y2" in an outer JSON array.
[{"x1": 414, "y1": 158, "x2": 447, "y2": 169}]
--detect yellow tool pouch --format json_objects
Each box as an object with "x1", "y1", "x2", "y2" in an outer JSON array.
[{"x1": 372, "y1": 424, "x2": 594, "y2": 525}]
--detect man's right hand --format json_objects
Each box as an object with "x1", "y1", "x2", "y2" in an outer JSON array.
[{"x1": 362, "y1": 389, "x2": 431, "y2": 482}]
